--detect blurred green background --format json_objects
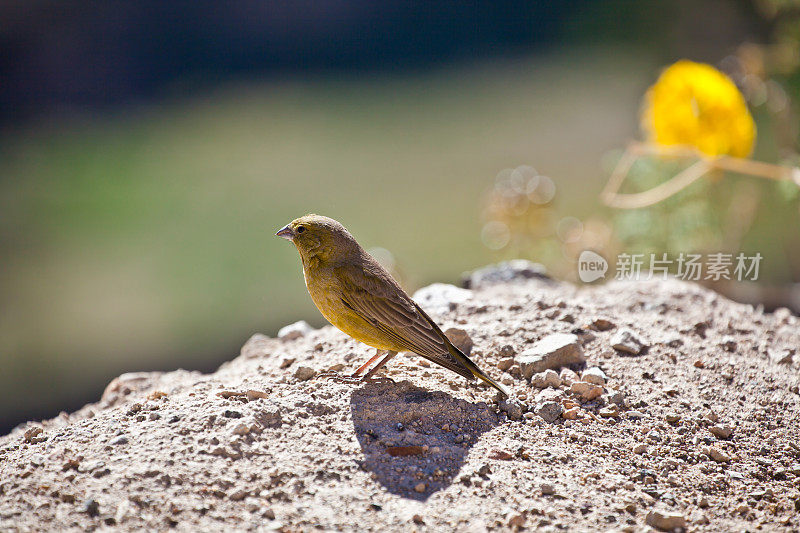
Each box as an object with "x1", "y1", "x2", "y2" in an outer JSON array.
[{"x1": 1, "y1": 1, "x2": 797, "y2": 432}]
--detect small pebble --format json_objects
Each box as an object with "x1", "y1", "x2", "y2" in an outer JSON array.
[
  {"x1": 499, "y1": 397, "x2": 524, "y2": 421},
  {"x1": 709, "y1": 425, "x2": 733, "y2": 440},
  {"x1": 278, "y1": 320, "x2": 314, "y2": 341},
  {"x1": 499, "y1": 344, "x2": 516, "y2": 357},
  {"x1": 562, "y1": 408, "x2": 580, "y2": 420},
  {"x1": 708, "y1": 447, "x2": 730, "y2": 463},
  {"x1": 607, "y1": 389, "x2": 626, "y2": 406},
  {"x1": 768, "y1": 348, "x2": 794, "y2": 365},
  {"x1": 445, "y1": 327, "x2": 473, "y2": 355},
  {"x1": 599, "y1": 406, "x2": 619, "y2": 418},
  {"x1": 691, "y1": 510, "x2": 709, "y2": 525},
  {"x1": 581, "y1": 367, "x2": 607, "y2": 385},
  {"x1": 294, "y1": 366, "x2": 317, "y2": 381},
  {"x1": 23, "y1": 427, "x2": 45, "y2": 444},
  {"x1": 535, "y1": 400, "x2": 563, "y2": 424},
  {"x1": 82, "y1": 498, "x2": 100, "y2": 517},
  {"x1": 609, "y1": 329, "x2": 647, "y2": 355},
  {"x1": 229, "y1": 490, "x2": 248, "y2": 501},
  {"x1": 559, "y1": 368, "x2": 579, "y2": 386},
  {"x1": 508, "y1": 513, "x2": 526, "y2": 528},
  {"x1": 718, "y1": 337, "x2": 737, "y2": 352},
  {"x1": 646, "y1": 430, "x2": 662, "y2": 442},
  {"x1": 570, "y1": 381, "x2": 603, "y2": 401},
  {"x1": 588, "y1": 318, "x2": 615, "y2": 331},
  {"x1": 645, "y1": 509, "x2": 686, "y2": 531},
  {"x1": 497, "y1": 358, "x2": 515, "y2": 371},
  {"x1": 517, "y1": 333, "x2": 585, "y2": 379},
  {"x1": 530, "y1": 369, "x2": 561, "y2": 389},
  {"x1": 246, "y1": 389, "x2": 269, "y2": 401}
]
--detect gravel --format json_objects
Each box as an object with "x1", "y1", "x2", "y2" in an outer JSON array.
[{"x1": 1, "y1": 272, "x2": 799, "y2": 531}]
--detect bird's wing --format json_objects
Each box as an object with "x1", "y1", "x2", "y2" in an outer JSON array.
[{"x1": 336, "y1": 262, "x2": 475, "y2": 380}]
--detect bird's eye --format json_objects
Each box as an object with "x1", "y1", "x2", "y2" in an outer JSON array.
[{"x1": 296, "y1": 226, "x2": 306, "y2": 234}]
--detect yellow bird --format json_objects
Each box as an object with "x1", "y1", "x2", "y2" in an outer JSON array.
[{"x1": 276, "y1": 214, "x2": 509, "y2": 397}]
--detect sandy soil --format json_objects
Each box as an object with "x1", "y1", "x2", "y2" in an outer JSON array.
[{"x1": 1, "y1": 262, "x2": 799, "y2": 532}]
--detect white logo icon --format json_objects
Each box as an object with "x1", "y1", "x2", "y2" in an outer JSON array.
[{"x1": 578, "y1": 250, "x2": 608, "y2": 283}]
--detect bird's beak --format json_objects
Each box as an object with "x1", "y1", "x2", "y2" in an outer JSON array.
[{"x1": 275, "y1": 224, "x2": 294, "y2": 240}]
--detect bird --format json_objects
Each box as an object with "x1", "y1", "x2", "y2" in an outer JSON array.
[{"x1": 275, "y1": 214, "x2": 510, "y2": 397}]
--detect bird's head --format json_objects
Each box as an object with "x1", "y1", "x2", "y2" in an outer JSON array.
[{"x1": 275, "y1": 214, "x2": 359, "y2": 263}]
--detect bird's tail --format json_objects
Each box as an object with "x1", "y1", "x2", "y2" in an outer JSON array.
[
  {"x1": 447, "y1": 344, "x2": 511, "y2": 397},
  {"x1": 412, "y1": 301, "x2": 511, "y2": 398},
  {"x1": 469, "y1": 361, "x2": 512, "y2": 398}
]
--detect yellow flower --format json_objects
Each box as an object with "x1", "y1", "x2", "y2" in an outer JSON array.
[{"x1": 641, "y1": 60, "x2": 756, "y2": 158}]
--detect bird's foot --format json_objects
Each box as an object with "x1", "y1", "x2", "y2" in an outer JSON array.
[
  {"x1": 361, "y1": 376, "x2": 395, "y2": 384},
  {"x1": 316, "y1": 371, "x2": 361, "y2": 383},
  {"x1": 316, "y1": 371, "x2": 394, "y2": 385}
]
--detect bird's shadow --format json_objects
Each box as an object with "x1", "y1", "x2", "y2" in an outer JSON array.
[{"x1": 349, "y1": 380, "x2": 500, "y2": 501}]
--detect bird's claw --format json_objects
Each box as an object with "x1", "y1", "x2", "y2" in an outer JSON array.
[
  {"x1": 363, "y1": 376, "x2": 395, "y2": 384},
  {"x1": 316, "y1": 371, "x2": 362, "y2": 384},
  {"x1": 316, "y1": 371, "x2": 394, "y2": 385}
]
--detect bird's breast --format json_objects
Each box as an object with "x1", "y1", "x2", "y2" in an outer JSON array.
[{"x1": 303, "y1": 264, "x2": 398, "y2": 351}]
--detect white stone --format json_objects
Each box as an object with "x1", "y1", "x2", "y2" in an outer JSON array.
[
  {"x1": 412, "y1": 283, "x2": 473, "y2": 313},
  {"x1": 278, "y1": 320, "x2": 314, "y2": 341},
  {"x1": 582, "y1": 367, "x2": 607, "y2": 385},
  {"x1": 610, "y1": 328, "x2": 647, "y2": 355},
  {"x1": 518, "y1": 333, "x2": 585, "y2": 379},
  {"x1": 530, "y1": 369, "x2": 562, "y2": 389}
]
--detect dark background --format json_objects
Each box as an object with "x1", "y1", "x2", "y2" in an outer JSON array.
[{"x1": 0, "y1": 1, "x2": 764, "y2": 122}]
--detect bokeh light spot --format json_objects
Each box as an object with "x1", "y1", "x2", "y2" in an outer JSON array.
[{"x1": 481, "y1": 221, "x2": 511, "y2": 250}]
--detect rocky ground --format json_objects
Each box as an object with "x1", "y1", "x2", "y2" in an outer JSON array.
[{"x1": 1, "y1": 261, "x2": 799, "y2": 532}]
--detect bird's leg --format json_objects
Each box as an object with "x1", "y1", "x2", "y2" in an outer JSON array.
[
  {"x1": 351, "y1": 350, "x2": 388, "y2": 377},
  {"x1": 317, "y1": 350, "x2": 397, "y2": 384},
  {"x1": 359, "y1": 350, "x2": 397, "y2": 381}
]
